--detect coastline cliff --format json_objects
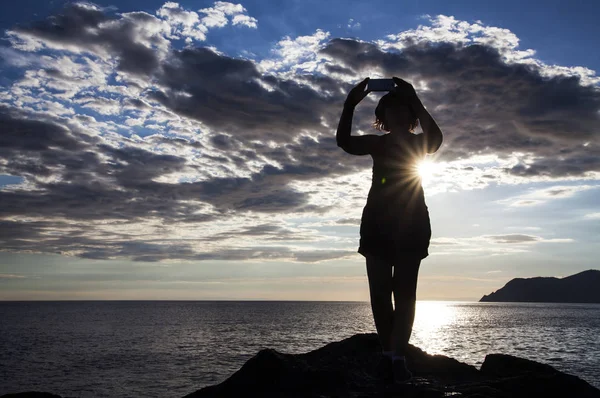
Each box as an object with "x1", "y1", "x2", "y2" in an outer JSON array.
[{"x1": 480, "y1": 269, "x2": 600, "y2": 303}]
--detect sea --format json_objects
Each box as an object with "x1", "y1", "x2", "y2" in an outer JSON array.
[{"x1": 1, "y1": 301, "x2": 599, "y2": 397}]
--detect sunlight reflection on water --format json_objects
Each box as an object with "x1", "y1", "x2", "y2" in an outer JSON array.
[
  {"x1": 412, "y1": 301, "x2": 463, "y2": 357},
  {"x1": 410, "y1": 301, "x2": 600, "y2": 384}
]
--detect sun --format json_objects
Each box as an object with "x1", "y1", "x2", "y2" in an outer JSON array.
[{"x1": 417, "y1": 159, "x2": 437, "y2": 181}]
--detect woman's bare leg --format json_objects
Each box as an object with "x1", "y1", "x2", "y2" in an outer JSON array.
[
  {"x1": 391, "y1": 255, "x2": 421, "y2": 356},
  {"x1": 366, "y1": 255, "x2": 394, "y2": 351}
]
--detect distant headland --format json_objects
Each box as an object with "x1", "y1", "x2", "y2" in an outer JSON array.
[{"x1": 480, "y1": 269, "x2": 600, "y2": 303}]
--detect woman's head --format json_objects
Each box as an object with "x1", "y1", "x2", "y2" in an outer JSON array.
[{"x1": 374, "y1": 92, "x2": 419, "y2": 133}]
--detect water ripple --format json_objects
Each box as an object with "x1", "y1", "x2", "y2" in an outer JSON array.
[{"x1": 0, "y1": 301, "x2": 598, "y2": 397}]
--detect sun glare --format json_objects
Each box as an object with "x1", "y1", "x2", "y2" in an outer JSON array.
[{"x1": 417, "y1": 160, "x2": 437, "y2": 182}]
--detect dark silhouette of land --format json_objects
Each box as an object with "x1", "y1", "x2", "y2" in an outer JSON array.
[
  {"x1": 480, "y1": 270, "x2": 600, "y2": 303},
  {"x1": 188, "y1": 333, "x2": 598, "y2": 397}
]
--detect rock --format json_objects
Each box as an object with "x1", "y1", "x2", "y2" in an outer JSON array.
[
  {"x1": 184, "y1": 333, "x2": 600, "y2": 398},
  {"x1": 183, "y1": 333, "x2": 474, "y2": 397},
  {"x1": 480, "y1": 354, "x2": 600, "y2": 397}
]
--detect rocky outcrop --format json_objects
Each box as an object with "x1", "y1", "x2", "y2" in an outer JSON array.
[
  {"x1": 184, "y1": 333, "x2": 600, "y2": 398},
  {"x1": 480, "y1": 269, "x2": 600, "y2": 303}
]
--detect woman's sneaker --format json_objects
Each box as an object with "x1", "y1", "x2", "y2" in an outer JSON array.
[{"x1": 392, "y1": 357, "x2": 413, "y2": 383}]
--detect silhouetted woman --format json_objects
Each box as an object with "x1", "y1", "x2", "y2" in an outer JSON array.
[{"x1": 336, "y1": 77, "x2": 443, "y2": 383}]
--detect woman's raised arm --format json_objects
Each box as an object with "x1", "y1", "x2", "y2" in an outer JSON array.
[
  {"x1": 413, "y1": 101, "x2": 443, "y2": 154},
  {"x1": 336, "y1": 78, "x2": 380, "y2": 156},
  {"x1": 393, "y1": 77, "x2": 443, "y2": 154}
]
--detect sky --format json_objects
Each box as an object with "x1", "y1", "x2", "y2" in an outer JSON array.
[{"x1": 0, "y1": 0, "x2": 598, "y2": 301}]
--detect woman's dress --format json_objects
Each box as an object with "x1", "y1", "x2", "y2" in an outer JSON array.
[{"x1": 357, "y1": 132, "x2": 431, "y2": 263}]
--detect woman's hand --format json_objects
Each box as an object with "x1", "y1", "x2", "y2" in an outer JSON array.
[
  {"x1": 392, "y1": 77, "x2": 417, "y2": 98},
  {"x1": 392, "y1": 76, "x2": 423, "y2": 111},
  {"x1": 344, "y1": 77, "x2": 370, "y2": 108},
  {"x1": 393, "y1": 77, "x2": 443, "y2": 152}
]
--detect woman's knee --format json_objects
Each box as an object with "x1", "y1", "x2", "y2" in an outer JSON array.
[
  {"x1": 392, "y1": 259, "x2": 420, "y2": 299},
  {"x1": 393, "y1": 288, "x2": 417, "y2": 302},
  {"x1": 393, "y1": 276, "x2": 418, "y2": 300},
  {"x1": 366, "y1": 255, "x2": 392, "y2": 281},
  {"x1": 370, "y1": 286, "x2": 392, "y2": 302},
  {"x1": 365, "y1": 256, "x2": 392, "y2": 300}
]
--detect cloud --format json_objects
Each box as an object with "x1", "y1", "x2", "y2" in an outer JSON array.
[
  {"x1": 0, "y1": 274, "x2": 27, "y2": 279},
  {"x1": 510, "y1": 199, "x2": 544, "y2": 207},
  {"x1": 430, "y1": 237, "x2": 463, "y2": 246},
  {"x1": 0, "y1": 106, "x2": 85, "y2": 153},
  {"x1": 506, "y1": 226, "x2": 541, "y2": 231},
  {"x1": 320, "y1": 38, "x2": 600, "y2": 178},
  {"x1": 8, "y1": 4, "x2": 170, "y2": 76},
  {"x1": 156, "y1": 1, "x2": 257, "y2": 42},
  {"x1": 258, "y1": 29, "x2": 331, "y2": 75},
  {"x1": 199, "y1": 2, "x2": 253, "y2": 27},
  {"x1": 8, "y1": 2, "x2": 258, "y2": 76},
  {"x1": 484, "y1": 234, "x2": 540, "y2": 244},
  {"x1": 0, "y1": 46, "x2": 47, "y2": 68},
  {"x1": 151, "y1": 46, "x2": 334, "y2": 140},
  {"x1": 231, "y1": 14, "x2": 258, "y2": 28},
  {"x1": 0, "y1": 104, "x2": 356, "y2": 261},
  {"x1": 480, "y1": 234, "x2": 572, "y2": 244},
  {"x1": 213, "y1": 223, "x2": 319, "y2": 241},
  {"x1": 335, "y1": 218, "x2": 361, "y2": 225},
  {"x1": 347, "y1": 19, "x2": 361, "y2": 30},
  {"x1": 157, "y1": 2, "x2": 206, "y2": 41},
  {"x1": 499, "y1": 184, "x2": 599, "y2": 206},
  {"x1": 429, "y1": 233, "x2": 573, "y2": 257},
  {"x1": 0, "y1": 7, "x2": 598, "y2": 262}
]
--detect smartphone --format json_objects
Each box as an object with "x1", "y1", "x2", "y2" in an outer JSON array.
[{"x1": 367, "y1": 78, "x2": 395, "y2": 92}]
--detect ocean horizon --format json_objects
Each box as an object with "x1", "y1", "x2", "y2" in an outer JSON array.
[{"x1": 1, "y1": 300, "x2": 599, "y2": 397}]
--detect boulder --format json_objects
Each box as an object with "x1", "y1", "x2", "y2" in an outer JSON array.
[{"x1": 185, "y1": 333, "x2": 600, "y2": 397}]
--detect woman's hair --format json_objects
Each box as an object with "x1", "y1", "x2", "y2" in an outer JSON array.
[{"x1": 373, "y1": 92, "x2": 419, "y2": 133}]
